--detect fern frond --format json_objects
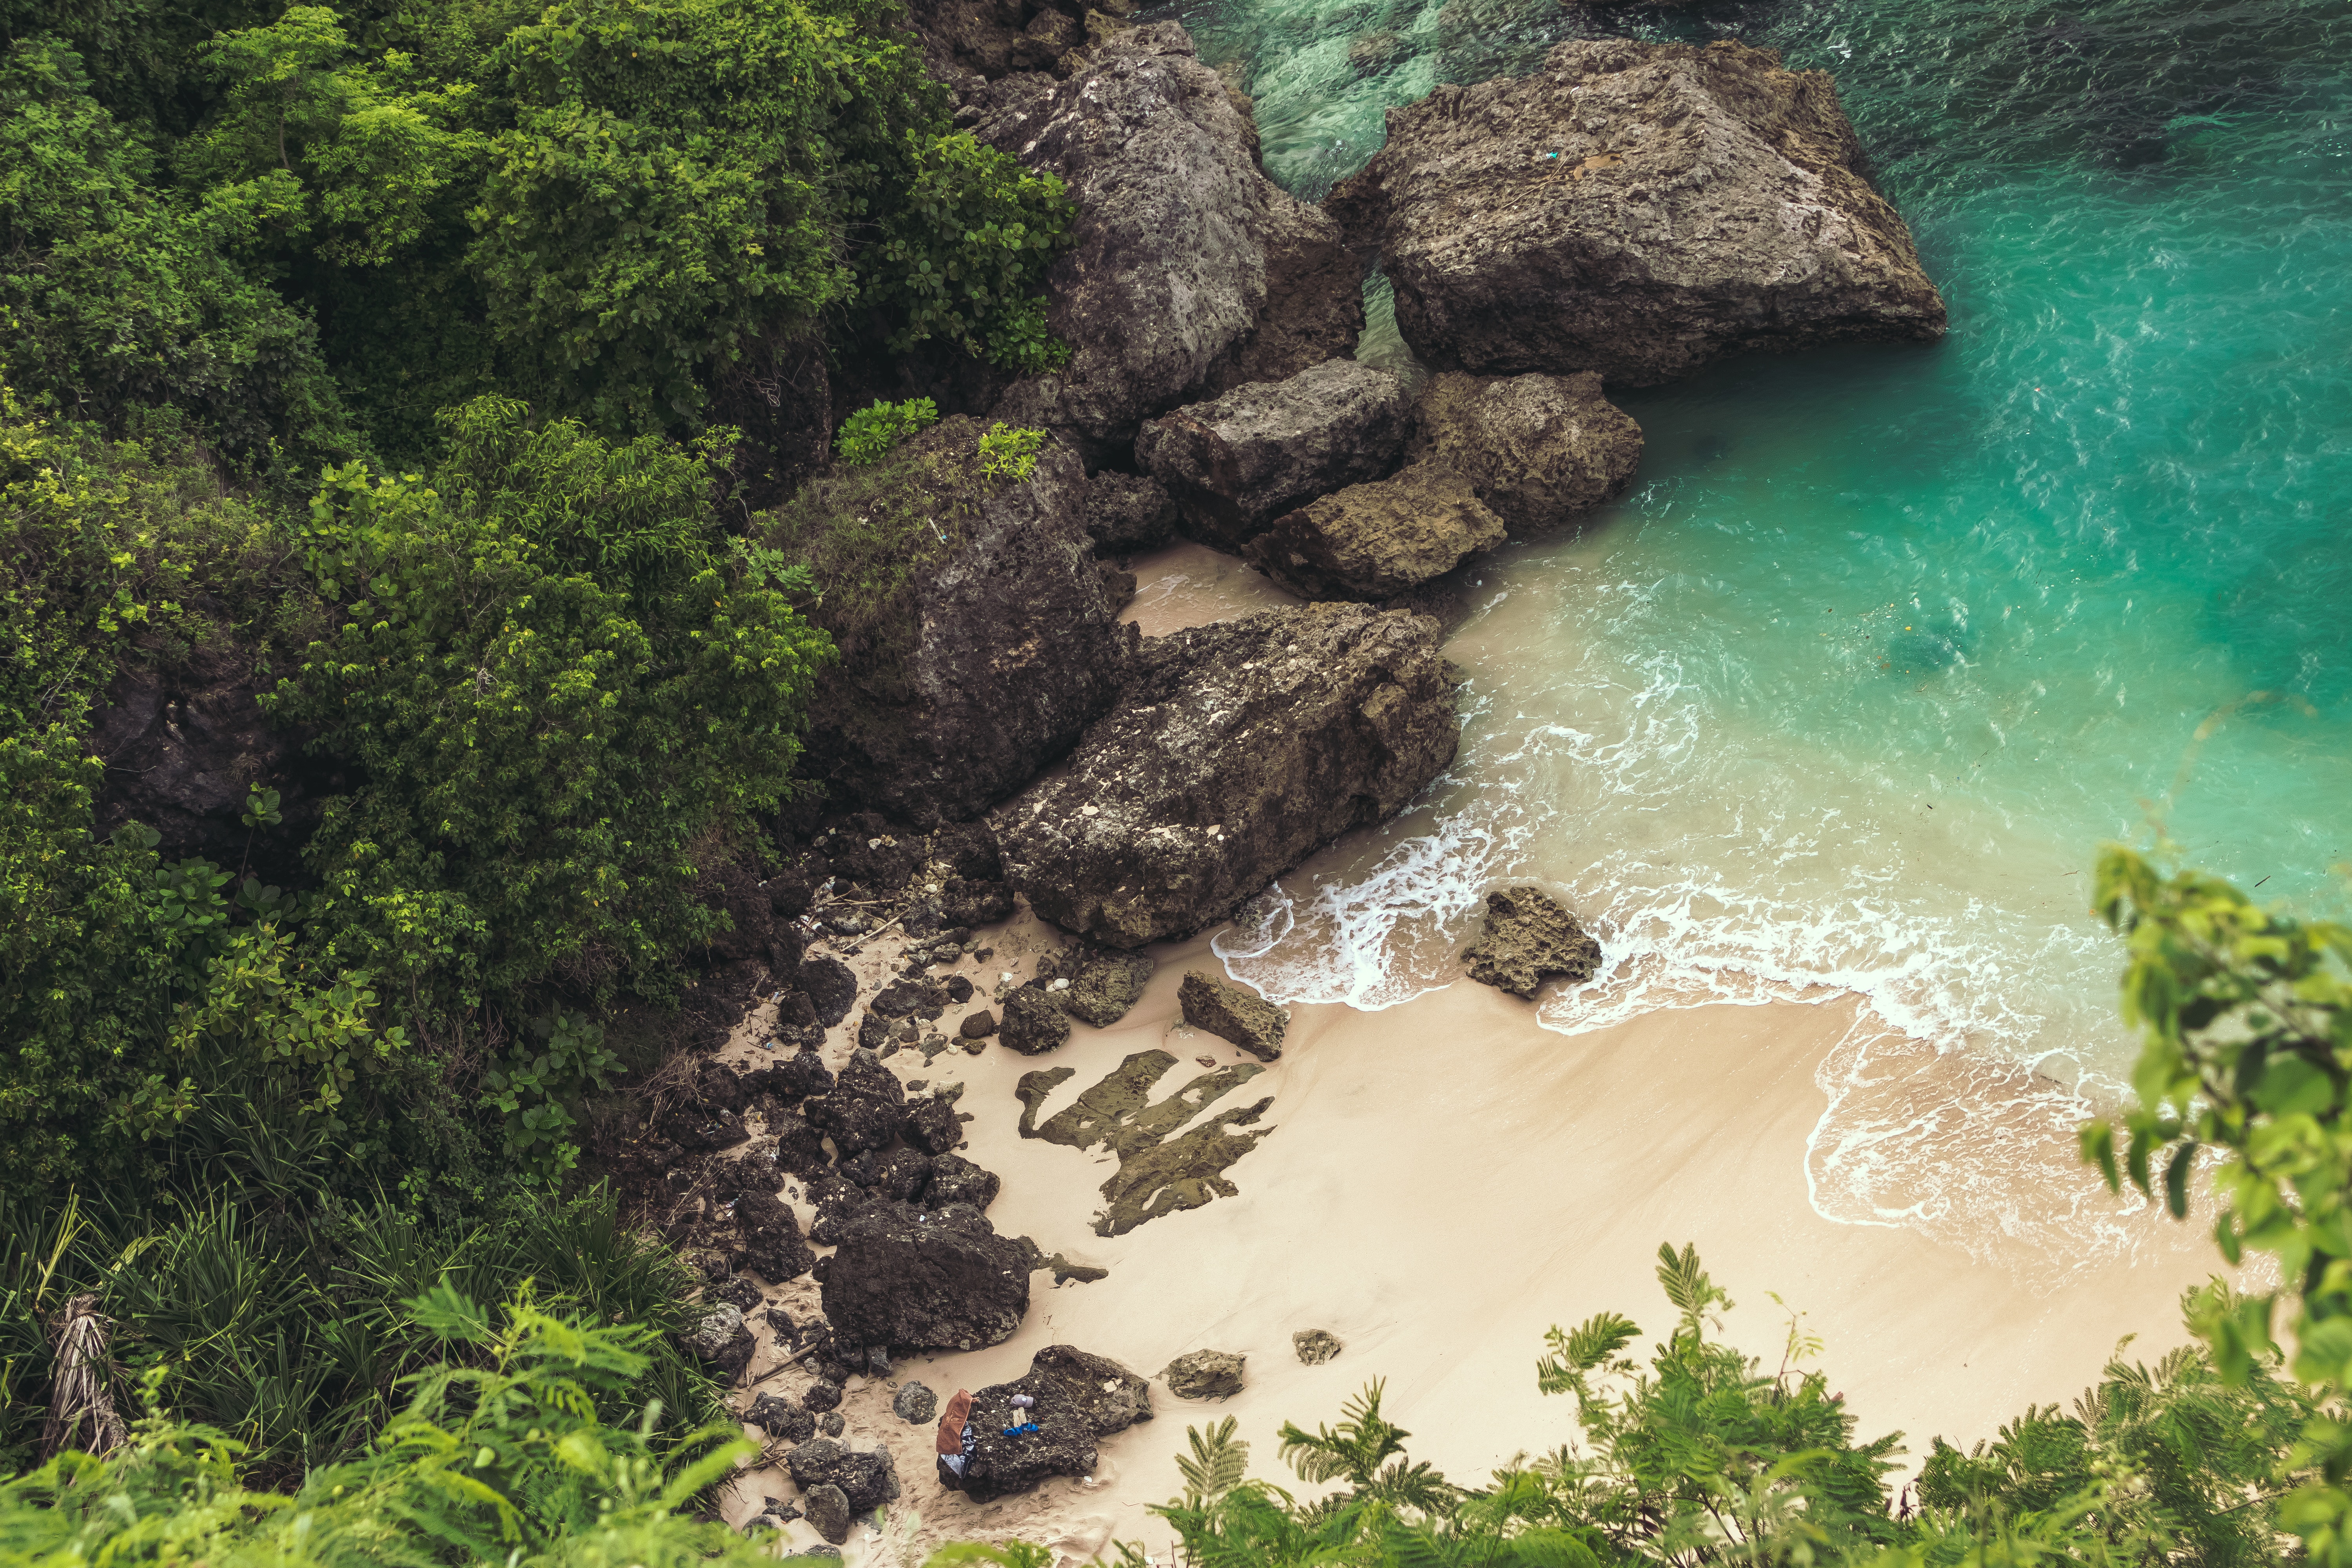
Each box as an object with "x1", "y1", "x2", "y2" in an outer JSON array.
[{"x1": 1176, "y1": 1417, "x2": 1250, "y2": 1501}]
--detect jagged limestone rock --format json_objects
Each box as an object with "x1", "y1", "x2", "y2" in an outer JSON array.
[
  {"x1": 1460, "y1": 885, "x2": 1602, "y2": 999},
  {"x1": 1162, "y1": 1349, "x2": 1247, "y2": 1401},
  {"x1": 1178, "y1": 971, "x2": 1287, "y2": 1061}
]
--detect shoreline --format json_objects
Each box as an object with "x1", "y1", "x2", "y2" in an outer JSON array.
[
  {"x1": 711, "y1": 546, "x2": 2236, "y2": 1563},
  {"x1": 717, "y1": 925, "x2": 2229, "y2": 1563}
]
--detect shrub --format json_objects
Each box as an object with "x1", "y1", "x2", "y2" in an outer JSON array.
[
  {"x1": 272, "y1": 396, "x2": 835, "y2": 1038},
  {"x1": 977, "y1": 421, "x2": 1045, "y2": 483},
  {"x1": 834, "y1": 396, "x2": 939, "y2": 466}
]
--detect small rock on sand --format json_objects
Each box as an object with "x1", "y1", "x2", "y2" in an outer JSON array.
[
  {"x1": 1460, "y1": 885, "x2": 1602, "y2": 999},
  {"x1": 1293, "y1": 1328, "x2": 1343, "y2": 1363},
  {"x1": 800, "y1": 1483, "x2": 850, "y2": 1544},
  {"x1": 1179, "y1": 971, "x2": 1287, "y2": 1060},
  {"x1": 1162, "y1": 1348, "x2": 1247, "y2": 1400},
  {"x1": 893, "y1": 1381, "x2": 939, "y2": 1424},
  {"x1": 1000, "y1": 987, "x2": 1073, "y2": 1054}
]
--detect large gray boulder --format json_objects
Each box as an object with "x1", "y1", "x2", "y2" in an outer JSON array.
[
  {"x1": 820, "y1": 1203, "x2": 1032, "y2": 1352},
  {"x1": 1134, "y1": 359, "x2": 1412, "y2": 550},
  {"x1": 976, "y1": 25, "x2": 1361, "y2": 452},
  {"x1": 998, "y1": 604, "x2": 1459, "y2": 947},
  {"x1": 776, "y1": 415, "x2": 1132, "y2": 825},
  {"x1": 1328, "y1": 40, "x2": 1946, "y2": 386},
  {"x1": 1406, "y1": 371, "x2": 1643, "y2": 533},
  {"x1": 1243, "y1": 463, "x2": 1505, "y2": 602}
]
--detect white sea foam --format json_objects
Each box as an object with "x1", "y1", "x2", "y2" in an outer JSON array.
[{"x1": 1213, "y1": 567, "x2": 2152, "y2": 1274}]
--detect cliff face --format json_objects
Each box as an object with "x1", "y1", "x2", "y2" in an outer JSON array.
[{"x1": 1329, "y1": 38, "x2": 1947, "y2": 386}]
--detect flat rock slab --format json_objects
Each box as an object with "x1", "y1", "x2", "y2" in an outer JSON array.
[
  {"x1": 1330, "y1": 39, "x2": 1946, "y2": 385},
  {"x1": 1461, "y1": 885, "x2": 1602, "y2": 999},
  {"x1": 1244, "y1": 462, "x2": 1505, "y2": 602},
  {"x1": 1135, "y1": 358, "x2": 1412, "y2": 550},
  {"x1": 1179, "y1": 971, "x2": 1288, "y2": 1061},
  {"x1": 998, "y1": 603, "x2": 1459, "y2": 947}
]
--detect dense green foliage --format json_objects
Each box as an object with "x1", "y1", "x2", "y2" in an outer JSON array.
[
  {"x1": 0, "y1": 0, "x2": 1073, "y2": 470},
  {"x1": 835, "y1": 395, "x2": 938, "y2": 465},
  {"x1": 0, "y1": 1284, "x2": 763, "y2": 1565}
]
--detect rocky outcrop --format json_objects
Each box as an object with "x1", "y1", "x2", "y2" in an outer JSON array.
[
  {"x1": 786, "y1": 1438, "x2": 902, "y2": 1514},
  {"x1": 1407, "y1": 371, "x2": 1643, "y2": 532},
  {"x1": 1134, "y1": 360, "x2": 1412, "y2": 550},
  {"x1": 684, "y1": 1304, "x2": 755, "y2": 1381},
  {"x1": 975, "y1": 26, "x2": 1361, "y2": 454},
  {"x1": 784, "y1": 417, "x2": 1131, "y2": 825},
  {"x1": 956, "y1": 1376, "x2": 1100, "y2": 1502},
  {"x1": 1460, "y1": 885, "x2": 1602, "y2": 998},
  {"x1": 86, "y1": 654, "x2": 329, "y2": 880},
  {"x1": 926, "y1": 1152, "x2": 1002, "y2": 1210},
  {"x1": 1178, "y1": 972, "x2": 1287, "y2": 1061},
  {"x1": 1162, "y1": 1349, "x2": 1246, "y2": 1400},
  {"x1": 1328, "y1": 40, "x2": 1946, "y2": 386},
  {"x1": 998, "y1": 604, "x2": 1459, "y2": 947},
  {"x1": 1243, "y1": 464, "x2": 1505, "y2": 602},
  {"x1": 820, "y1": 1203, "x2": 1032, "y2": 1351},
  {"x1": 803, "y1": 1048, "x2": 907, "y2": 1156}
]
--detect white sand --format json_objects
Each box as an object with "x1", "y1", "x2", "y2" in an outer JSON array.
[
  {"x1": 715, "y1": 929, "x2": 2225, "y2": 1564},
  {"x1": 705, "y1": 551, "x2": 2232, "y2": 1563}
]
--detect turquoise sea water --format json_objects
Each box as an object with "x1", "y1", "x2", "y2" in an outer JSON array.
[{"x1": 1156, "y1": 0, "x2": 2352, "y2": 1260}]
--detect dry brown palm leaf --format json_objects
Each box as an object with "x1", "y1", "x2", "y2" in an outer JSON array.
[{"x1": 41, "y1": 1293, "x2": 127, "y2": 1459}]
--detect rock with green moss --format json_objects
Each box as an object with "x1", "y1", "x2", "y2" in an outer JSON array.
[{"x1": 765, "y1": 414, "x2": 1130, "y2": 825}]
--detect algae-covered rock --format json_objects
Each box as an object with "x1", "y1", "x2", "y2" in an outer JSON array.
[
  {"x1": 998, "y1": 604, "x2": 1459, "y2": 947},
  {"x1": 1461, "y1": 885, "x2": 1602, "y2": 999},
  {"x1": 1243, "y1": 463, "x2": 1505, "y2": 602},
  {"x1": 1016, "y1": 1049, "x2": 1263, "y2": 1158},
  {"x1": 1094, "y1": 1102, "x2": 1272, "y2": 1236},
  {"x1": 1040, "y1": 947, "x2": 1157, "y2": 1027},
  {"x1": 1293, "y1": 1328, "x2": 1343, "y2": 1364},
  {"x1": 1328, "y1": 39, "x2": 1946, "y2": 385},
  {"x1": 1407, "y1": 371, "x2": 1643, "y2": 534},
  {"x1": 800, "y1": 1483, "x2": 850, "y2": 1544},
  {"x1": 768, "y1": 415, "x2": 1130, "y2": 825},
  {"x1": 1179, "y1": 971, "x2": 1287, "y2": 1060},
  {"x1": 1162, "y1": 1349, "x2": 1246, "y2": 1401}
]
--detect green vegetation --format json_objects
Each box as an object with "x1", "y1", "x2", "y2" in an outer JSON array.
[
  {"x1": 835, "y1": 396, "x2": 940, "y2": 465},
  {"x1": 976, "y1": 420, "x2": 1046, "y2": 483},
  {"x1": 0, "y1": 0, "x2": 1074, "y2": 472}
]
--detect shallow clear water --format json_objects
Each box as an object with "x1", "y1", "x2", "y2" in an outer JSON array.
[{"x1": 1152, "y1": 0, "x2": 2352, "y2": 1259}]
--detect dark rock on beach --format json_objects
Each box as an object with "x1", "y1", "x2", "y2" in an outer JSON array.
[
  {"x1": 926, "y1": 1152, "x2": 1003, "y2": 1210},
  {"x1": 1027, "y1": 1344, "x2": 1155, "y2": 1434},
  {"x1": 1329, "y1": 40, "x2": 1947, "y2": 386},
  {"x1": 902, "y1": 1094, "x2": 964, "y2": 1156},
  {"x1": 800, "y1": 1483, "x2": 851, "y2": 1545},
  {"x1": 820, "y1": 1203, "x2": 1031, "y2": 1351},
  {"x1": 1040, "y1": 947, "x2": 1157, "y2": 1028},
  {"x1": 975, "y1": 26, "x2": 1361, "y2": 453},
  {"x1": 787, "y1": 1438, "x2": 902, "y2": 1514},
  {"x1": 1178, "y1": 971, "x2": 1287, "y2": 1061},
  {"x1": 795, "y1": 419, "x2": 1130, "y2": 825},
  {"x1": 684, "y1": 1304, "x2": 756, "y2": 1381},
  {"x1": 1407, "y1": 371, "x2": 1643, "y2": 533},
  {"x1": 797, "y1": 957, "x2": 860, "y2": 1029},
  {"x1": 956, "y1": 1374, "x2": 1100, "y2": 1502},
  {"x1": 999, "y1": 604, "x2": 1459, "y2": 947},
  {"x1": 1000, "y1": 987, "x2": 1073, "y2": 1055},
  {"x1": 1460, "y1": 885, "x2": 1602, "y2": 999},
  {"x1": 1243, "y1": 463, "x2": 1505, "y2": 602},
  {"x1": 1134, "y1": 359, "x2": 1412, "y2": 550}
]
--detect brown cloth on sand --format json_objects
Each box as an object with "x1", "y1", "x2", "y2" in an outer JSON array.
[{"x1": 936, "y1": 1389, "x2": 974, "y2": 1455}]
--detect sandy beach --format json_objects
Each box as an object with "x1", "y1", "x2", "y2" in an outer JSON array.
[{"x1": 712, "y1": 548, "x2": 2236, "y2": 1563}]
